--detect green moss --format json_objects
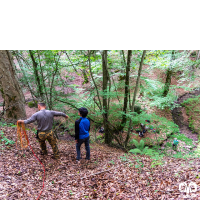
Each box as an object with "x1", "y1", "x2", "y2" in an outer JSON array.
[
  {"x1": 8, "y1": 96, "x2": 16, "y2": 103},
  {"x1": 11, "y1": 106, "x2": 16, "y2": 111},
  {"x1": 188, "y1": 117, "x2": 195, "y2": 132},
  {"x1": 182, "y1": 96, "x2": 200, "y2": 134},
  {"x1": 28, "y1": 101, "x2": 38, "y2": 108},
  {"x1": 198, "y1": 134, "x2": 200, "y2": 141},
  {"x1": 0, "y1": 88, "x2": 4, "y2": 94}
]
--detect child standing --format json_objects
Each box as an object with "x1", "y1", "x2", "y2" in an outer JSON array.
[
  {"x1": 173, "y1": 138, "x2": 179, "y2": 151},
  {"x1": 75, "y1": 107, "x2": 90, "y2": 161}
]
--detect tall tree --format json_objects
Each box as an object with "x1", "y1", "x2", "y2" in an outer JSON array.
[
  {"x1": 29, "y1": 50, "x2": 44, "y2": 99},
  {"x1": 0, "y1": 82, "x2": 5, "y2": 116},
  {"x1": 196, "y1": 50, "x2": 200, "y2": 60},
  {"x1": 0, "y1": 50, "x2": 26, "y2": 121},
  {"x1": 125, "y1": 50, "x2": 146, "y2": 147},
  {"x1": 102, "y1": 50, "x2": 111, "y2": 144},
  {"x1": 162, "y1": 50, "x2": 175, "y2": 97},
  {"x1": 119, "y1": 50, "x2": 132, "y2": 131}
]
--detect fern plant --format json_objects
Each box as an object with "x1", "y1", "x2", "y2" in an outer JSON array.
[
  {"x1": 129, "y1": 139, "x2": 165, "y2": 161},
  {"x1": 129, "y1": 139, "x2": 159, "y2": 156},
  {"x1": 129, "y1": 139, "x2": 145, "y2": 154}
]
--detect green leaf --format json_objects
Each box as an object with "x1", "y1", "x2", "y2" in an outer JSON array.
[
  {"x1": 139, "y1": 139, "x2": 144, "y2": 150},
  {"x1": 129, "y1": 148, "x2": 142, "y2": 154},
  {"x1": 131, "y1": 139, "x2": 139, "y2": 148}
]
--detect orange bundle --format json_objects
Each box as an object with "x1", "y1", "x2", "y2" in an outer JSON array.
[{"x1": 16, "y1": 122, "x2": 29, "y2": 150}]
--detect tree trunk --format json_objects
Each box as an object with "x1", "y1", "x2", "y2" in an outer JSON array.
[
  {"x1": 119, "y1": 50, "x2": 132, "y2": 131},
  {"x1": 196, "y1": 50, "x2": 200, "y2": 60},
  {"x1": 49, "y1": 53, "x2": 61, "y2": 110},
  {"x1": 120, "y1": 50, "x2": 126, "y2": 76},
  {"x1": 88, "y1": 51, "x2": 102, "y2": 110},
  {"x1": 37, "y1": 51, "x2": 50, "y2": 107},
  {"x1": 125, "y1": 50, "x2": 146, "y2": 147},
  {"x1": 162, "y1": 50, "x2": 175, "y2": 97},
  {"x1": 29, "y1": 50, "x2": 43, "y2": 99},
  {"x1": 15, "y1": 52, "x2": 37, "y2": 98},
  {"x1": 102, "y1": 50, "x2": 111, "y2": 144},
  {"x1": 82, "y1": 68, "x2": 89, "y2": 84},
  {"x1": 0, "y1": 50, "x2": 26, "y2": 121},
  {"x1": 118, "y1": 50, "x2": 126, "y2": 81},
  {"x1": 0, "y1": 82, "x2": 5, "y2": 116}
]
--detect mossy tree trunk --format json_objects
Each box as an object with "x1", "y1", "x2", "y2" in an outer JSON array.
[
  {"x1": 162, "y1": 50, "x2": 175, "y2": 97},
  {"x1": 119, "y1": 50, "x2": 132, "y2": 131},
  {"x1": 196, "y1": 50, "x2": 200, "y2": 60},
  {"x1": 162, "y1": 69, "x2": 173, "y2": 97},
  {"x1": 0, "y1": 50, "x2": 26, "y2": 121}
]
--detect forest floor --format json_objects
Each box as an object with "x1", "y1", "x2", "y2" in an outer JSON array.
[{"x1": 1, "y1": 125, "x2": 200, "y2": 200}]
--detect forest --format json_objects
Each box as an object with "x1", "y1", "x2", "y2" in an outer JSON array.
[{"x1": 1, "y1": 50, "x2": 200, "y2": 199}]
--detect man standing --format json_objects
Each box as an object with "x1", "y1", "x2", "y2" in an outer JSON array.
[
  {"x1": 75, "y1": 107, "x2": 90, "y2": 161},
  {"x1": 17, "y1": 102, "x2": 68, "y2": 159}
]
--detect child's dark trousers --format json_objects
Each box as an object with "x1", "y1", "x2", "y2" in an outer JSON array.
[{"x1": 76, "y1": 136, "x2": 90, "y2": 160}]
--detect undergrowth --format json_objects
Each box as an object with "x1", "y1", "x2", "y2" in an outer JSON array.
[
  {"x1": 0, "y1": 131, "x2": 15, "y2": 147},
  {"x1": 181, "y1": 95, "x2": 200, "y2": 134}
]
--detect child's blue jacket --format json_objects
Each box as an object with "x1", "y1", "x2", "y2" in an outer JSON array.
[{"x1": 75, "y1": 117, "x2": 90, "y2": 140}]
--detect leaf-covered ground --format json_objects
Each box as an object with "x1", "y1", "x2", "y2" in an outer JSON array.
[{"x1": 1, "y1": 126, "x2": 200, "y2": 199}]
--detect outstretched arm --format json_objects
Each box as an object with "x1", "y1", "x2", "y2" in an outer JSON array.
[
  {"x1": 24, "y1": 113, "x2": 37, "y2": 124},
  {"x1": 18, "y1": 113, "x2": 37, "y2": 124},
  {"x1": 51, "y1": 111, "x2": 68, "y2": 119}
]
